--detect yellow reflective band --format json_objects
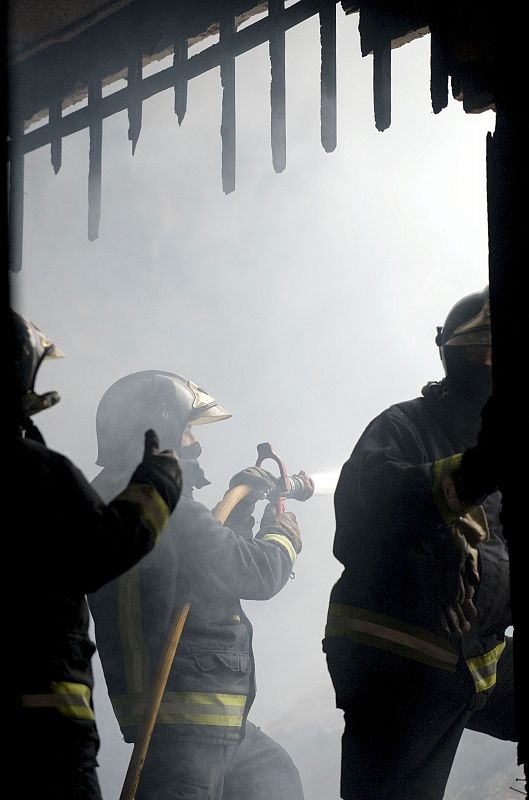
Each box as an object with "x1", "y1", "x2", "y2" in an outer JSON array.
[
  {"x1": 111, "y1": 691, "x2": 246, "y2": 728},
  {"x1": 259, "y1": 533, "x2": 297, "y2": 564},
  {"x1": 115, "y1": 483, "x2": 169, "y2": 541},
  {"x1": 158, "y1": 713, "x2": 243, "y2": 726},
  {"x1": 118, "y1": 566, "x2": 150, "y2": 696},
  {"x1": 325, "y1": 604, "x2": 458, "y2": 671},
  {"x1": 432, "y1": 454, "x2": 472, "y2": 524},
  {"x1": 21, "y1": 682, "x2": 95, "y2": 720},
  {"x1": 466, "y1": 640, "x2": 506, "y2": 693}
]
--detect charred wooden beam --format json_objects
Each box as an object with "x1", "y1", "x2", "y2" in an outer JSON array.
[
  {"x1": 49, "y1": 97, "x2": 62, "y2": 173},
  {"x1": 20, "y1": 0, "x2": 331, "y2": 156},
  {"x1": 173, "y1": 32, "x2": 188, "y2": 125},
  {"x1": 487, "y1": 104, "x2": 528, "y2": 789},
  {"x1": 269, "y1": 0, "x2": 286, "y2": 173},
  {"x1": 8, "y1": 133, "x2": 25, "y2": 274},
  {"x1": 88, "y1": 78, "x2": 102, "y2": 241},
  {"x1": 320, "y1": 0, "x2": 337, "y2": 153},
  {"x1": 429, "y1": 24, "x2": 448, "y2": 114},
  {"x1": 127, "y1": 54, "x2": 143, "y2": 155},
  {"x1": 219, "y1": 13, "x2": 236, "y2": 194},
  {"x1": 373, "y1": 36, "x2": 391, "y2": 131}
]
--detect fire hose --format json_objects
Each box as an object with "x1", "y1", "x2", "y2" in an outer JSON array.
[{"x1": 119, "y1": 443, "x2": 314, "y2": 800}]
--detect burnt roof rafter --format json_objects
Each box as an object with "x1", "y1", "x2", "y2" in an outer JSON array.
[{"x1": 8, "y1": 0, "x2": 527, "y2": 274}]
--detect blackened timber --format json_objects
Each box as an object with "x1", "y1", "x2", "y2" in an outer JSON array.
[
  {"x1": 49, "y1": 98, "x2": 62, "y2": 173},
  {"x1": 429, "y1": 25, "x2": 449, "y2": 114},
  {"x1": 269, "y1": 0, "x2": 286, "y2": 173},
  {"x1": 21, "y1": 0, "x2": 335, "y2": 156},
  {"x1": 373, "y1": 38, "x2": 391, "y2": 131},
  {"x1": 12, "y1": 0, "x2": 267, "y2": 123},
  {"x1": 173, "y1": 33, "x2": 188, "y2": 125},
  {"x1": 88, "y1": 79, "x2": 103, "y2": 241},
  {"x1": 8, "y1": 136, "x2": 25, "y2": 273},
  {"x1": 127, "y1": 55, "x2": 143, "y2": 155},
  {"x1": 320, "y1": 0, "x2": 337, "y2": 153},
  {"x1": 220, "y1": 14, "x2": 236, "y2": 194},
  {"x1": 487, "y1": 106, "x2": 528, "y2": 786}
]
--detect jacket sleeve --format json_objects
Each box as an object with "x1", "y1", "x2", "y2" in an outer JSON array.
[
  {"x1": 57, "y1": 452, "x2": 170, "y2": 593},
  {"x1": 175, "y1": 497, "x2": 294, "y2": 601},
  {"x1": 333, "y1": 406, "x2": 475, "y2": 565}
]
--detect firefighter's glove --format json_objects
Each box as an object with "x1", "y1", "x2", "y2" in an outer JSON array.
[
  {"x1": 228, "y1": 466, "x2": 278, "y2": 514},
  {"x1": 438, "y1": 526, "x2": 479, "y2": 639},
  {"x1": 220, "y1": 468, "x2": 277, "y2": 533},
  {"x1": 458, "y1": 396, "x2": 499, "y2": 504},
  {"x1": 415, "y1": 511, "x2": 487, "y2": 639},
  {"x1": 256, "y1": 502, "x2": 302, "y2": 555},
  {"x1": 229, "y1": 466, "x2": 277, "y2": 495},
  {"x1": 129, "y1": 429, "x2": 182, "y2": 512}
]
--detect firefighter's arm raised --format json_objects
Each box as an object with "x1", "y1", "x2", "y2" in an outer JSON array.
[{"x1": 70, "y1": 429, "x2": 181, "y2": 592}]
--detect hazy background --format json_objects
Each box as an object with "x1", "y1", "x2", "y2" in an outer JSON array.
[{"x1": 11, "y1": 8, "x2": 519, "y2": 799}]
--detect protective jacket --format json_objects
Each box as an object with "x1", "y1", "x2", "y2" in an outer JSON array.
[
  {"x1": 324, "y1": 383, "x2": 510, "y2": 692},
  {"x1": 89, "y1": 461, "x2": 298, "y2": 745},
  {"x1": 15, "y1": 436, "x2": 171, "y2": 768}
]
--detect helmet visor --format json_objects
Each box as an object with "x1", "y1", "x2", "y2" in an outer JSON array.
[{"x1": 187, "y1": 380, "x2": 232, "y2": 425}]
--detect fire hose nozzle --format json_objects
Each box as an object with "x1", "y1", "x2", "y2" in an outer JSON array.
[
  {"x1": 255, "y1": 442, "x2": 314, "y2": 512},
  {"x1": 280, "y1": 471, "x2": 314, "y2": 502}
]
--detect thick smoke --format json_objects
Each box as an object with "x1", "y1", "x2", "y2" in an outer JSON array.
[{"x1": 12, "y1": 10, "x2": 516, "y2": 800}]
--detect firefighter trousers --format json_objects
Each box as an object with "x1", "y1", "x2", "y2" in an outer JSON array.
[
  {"x1": 135, "y1": 720, "x2": 305, "y2": 800},
  {"x1": 325, "y1": 636, "x2": 515, "y2": 800}
]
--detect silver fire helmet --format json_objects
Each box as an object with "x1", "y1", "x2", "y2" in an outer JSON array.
[
  {"x1": 95, "y1": 370, "x2": 231, "y2": 467},
  {"x1": 12, "y1": 309, "x2": 63, "y2": 417}
]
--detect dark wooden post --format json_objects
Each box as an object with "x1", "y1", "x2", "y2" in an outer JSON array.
[{"x1": 487, "y1": 103, "x2": 528, "y2": 789}]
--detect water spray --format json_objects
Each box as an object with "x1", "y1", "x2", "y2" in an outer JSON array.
[{"x1": 309, "y1": 469, "x2": 340, "y2": 496}]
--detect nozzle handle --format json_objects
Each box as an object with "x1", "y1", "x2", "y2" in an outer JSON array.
[{"x1": 256, "y1": 442, "x2": 288, "y2": 512}]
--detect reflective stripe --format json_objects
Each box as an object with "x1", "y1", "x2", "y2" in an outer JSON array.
[
  {"x1": 466, "y1": 640, "x2": 506, "y2": 693},
  {"x1": 118, "y1": 565, "x2": 150, "y2": 696},
  {"x1": 111, "y1": 691, "x2": 246, "y2": 728},
  {"x1": 259, "y1": 533, "x2": 297, "y2": 564},
  {"x1": 21, "y1": 681, "x2": 95, "y2": 720},
  {"x1": 432, "y1": 453, "x2": 471, "y2": 523},
  {"x1": 325, "y1": 604, "x2": 458, "y2": 671},
  {"x1": 114, "y1": 483, "x2": 169, "y2": 542}
]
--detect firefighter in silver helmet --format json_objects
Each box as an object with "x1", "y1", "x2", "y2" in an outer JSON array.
[
  {"x1": 13, "y1": 312, "x2": 182, "y2": 800},
  {"x1": 323, "y1": 287, "x2": 514, "y2": 800},
  {"x1": 89, "y1": 370, "x2": 305, "y2": 800}
]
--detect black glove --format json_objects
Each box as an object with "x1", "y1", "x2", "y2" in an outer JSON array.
[
  {"x1": 129, "y1": 429, "x2": 182, "y2": 512},
  {"x1": 414, "y1": 510, "x2": 487, "y2": 638},
  {"x1": 229, "y1": 466, "x2": 277, "y2": 494},
  {"x1": 256, "y1": 502, "x2": 302, "y2": 555},
  {"x1": 458, "y1": 396, "x2": 498, "y2": 503},
  {"x1": 227, "y1": 466, "x2": 278, "y2": 515},
  {"x1": 438, "y1": 525, "x2": 480, "y2": 638}
]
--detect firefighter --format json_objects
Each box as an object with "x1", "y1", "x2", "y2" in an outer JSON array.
[
  {"x1": 89, "y1": 370, "x2": 305, "y2": 800},
  {"x1": 323, "y1": 287, "x2": 515, "y2": 800},
  {"x1": 12, "y1": 312, "x2": 182, "y2": 800}
]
